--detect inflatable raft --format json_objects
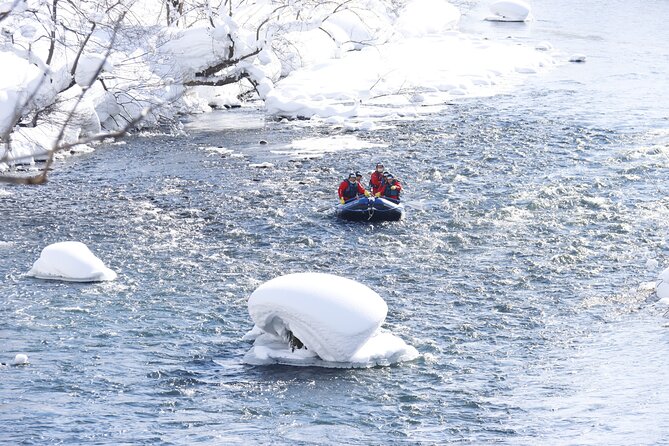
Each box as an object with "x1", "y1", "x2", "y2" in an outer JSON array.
[{"x1": 336, "y1": 197, "x2": 405, "y2": 222}]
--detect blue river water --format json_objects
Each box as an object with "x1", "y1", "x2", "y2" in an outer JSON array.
[{"x1": 2, "y1": 0, "x2": 669, "y2": 444}]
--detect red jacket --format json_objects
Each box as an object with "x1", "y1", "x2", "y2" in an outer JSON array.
[
  {"x1": 369, "y1": 171, "x2": 385, "y2": 194},
  {"x1": 379, "y1": 180, "x2": 402, "y2": 200},
  {"x1": 338, "y1": 180, "x2": 366, "y2": 201}
]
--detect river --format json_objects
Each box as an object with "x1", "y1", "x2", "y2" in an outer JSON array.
[{"x1": 2, "y1": 0, "x2": 669, "y2": 444}]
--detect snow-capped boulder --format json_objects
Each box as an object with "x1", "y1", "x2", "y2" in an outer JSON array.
[
  {"x1": 486, "y1": 0, "x2": 532, "y2": 22},
  {"x1": 27, "y1": 241, "x2": 117, "y2": 282},
  {"x1": 243, "y1": 272, "x2": 418, "y2": 367}
]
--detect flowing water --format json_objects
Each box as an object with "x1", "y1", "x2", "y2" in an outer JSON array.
[{"x1": 2, "y1": 0, "x2": 669, "y2": 444}]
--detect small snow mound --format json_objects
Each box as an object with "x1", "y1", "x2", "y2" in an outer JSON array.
[
  {"x1": 13, "y1": 354, "x2": 29, "y2": 365},
  {"x1": 27, "y1": 241, "x2": 117, "y2": 282},
  {"x1": 569, "y1": 54, "x2": 587, "y2": 63},
  {"x1": 244, "y1": 273, "x2": 417, "y2": 367},
  {"x1": 486, "y1": 0, "x2": 532, "y2": 22}
]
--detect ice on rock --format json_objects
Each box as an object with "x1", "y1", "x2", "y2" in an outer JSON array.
[
  {"x1": 243, "y1": 272, "x2": 418, "y2": 367},
  {"x1": 569, "y1": 54, "x2": 587, "y2": 63},
  {"x1": 27, "y1": 241, "x2": 117, "y2": 282},
  {"x1": 486, "y1": 0, "x2": 532, "y2": 22}
]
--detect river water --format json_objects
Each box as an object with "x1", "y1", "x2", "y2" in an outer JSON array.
[{"x1": 2, "y1": 0, "x2": 669, "y2": 444}]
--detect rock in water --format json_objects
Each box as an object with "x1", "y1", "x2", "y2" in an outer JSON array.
[
  {"x1": 27, "y1": 241, "x2": 117, "y2": 282},
  {"x1": 247, "y1": 272, "x2": 387, "y2": 362},
  {"x1": 13, "y1": 354, "x2": 29, "y2": 365}
]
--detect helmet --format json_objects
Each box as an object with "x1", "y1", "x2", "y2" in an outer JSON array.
[
  {"x1": 348, "y1": 172, "x2": 356, "y2": 178},
  {"x1": 376, "y1": 163, "x2": 384, "y2": 168},
  {"x1": 386, "y1": 174, "x2": 394, "y2": 179},
  {"x1": 355, "y1": 171, "x2": 362, "y2": 177},
  {"x1": 382, "y1": 171, "x2": 389, "y2": 177}
]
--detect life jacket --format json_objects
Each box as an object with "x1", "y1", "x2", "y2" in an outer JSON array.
[
  {"x1": 369, "y1": 171, "x2": 384, "y2": 193},
  {"x1": 384, "y1": 181, "x2": 400, "y2": 200},
  {"x1": 342, "y1": 180, "x2": 359, "y2": 199}
]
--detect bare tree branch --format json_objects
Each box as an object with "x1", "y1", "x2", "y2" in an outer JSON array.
[
  {"x1": 68, "y1": 21, "x2": 97, "y2": 88},
  {"x1": 0, "y1": 109, "x2": 149, "y2": 185},
  {"x1": 0, "y1": 0, "x2": 25, "y2": 23},
  {"x1": 45, "y1": 0, "x2": 58, "y2": 65},
  {"x1": 193, "y1": 47, "x2": 261, "y2": 78},
  {"x1": 185, "y1": 71, "x2": 249, "y2": 87}
]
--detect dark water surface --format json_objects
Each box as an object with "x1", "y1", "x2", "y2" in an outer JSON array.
[{"x1": 3, "y1": 0, "x2": 669, "y2": 444}]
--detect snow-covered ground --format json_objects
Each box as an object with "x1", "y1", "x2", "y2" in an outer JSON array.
[{"x1": 1, "y1": 0, "x2": 557, "y2": 168}]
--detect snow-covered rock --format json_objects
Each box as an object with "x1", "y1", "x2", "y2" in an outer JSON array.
[
  {"x1": 243, "y1": 272, "x2": 418, "y2": 367},
  {"x1": 13, "y1": 354, "x2": 29, "y2": 365},
  {"x1": 569, "y1": 54, "x2": 587, "y2": 63},
  {"x1": 27, "y1": 241, "x2": 117, "y2": 282},
  {"x1": 486, "y1": 0, "x2": 532, "y2": 22}
]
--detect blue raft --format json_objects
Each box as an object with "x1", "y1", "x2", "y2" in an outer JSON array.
[{"x1": 336, "y1": 197, "x2": 405, "y2": 222}]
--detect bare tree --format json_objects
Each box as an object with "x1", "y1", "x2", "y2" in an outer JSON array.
[{"x1": 0, "y1": 0, "x2": 398, "y2": 184}]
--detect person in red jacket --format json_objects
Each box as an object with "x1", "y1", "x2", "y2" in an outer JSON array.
[
  {"x1": 338, "y1": 172, "x2": 370, "y2": 204},
  {"x1": 379, "y1": 173, "x2": 402, "y2": 202},
  {"x1": 369, "y1": 162, "x2": 386, "y2": 195}
]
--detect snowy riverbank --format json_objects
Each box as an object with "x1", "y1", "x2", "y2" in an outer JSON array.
[{"x1": 1, "y1": 0, "x2": 558, "y2": 169}]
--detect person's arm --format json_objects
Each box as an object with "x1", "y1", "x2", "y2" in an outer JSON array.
[
  {"x1": 392, "y1": 182, "x2": 402, "y2": 191},
  {"x1": 337, "y1": 182, "x2": 346, "y2": 199}
]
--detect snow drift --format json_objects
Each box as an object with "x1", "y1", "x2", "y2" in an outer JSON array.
[
  {"x1": 27, "y1": 241, "x2": 117, "y2": 282},
  {"x1": 243, "y1": 272, "x2": 418, "y2": 367}
]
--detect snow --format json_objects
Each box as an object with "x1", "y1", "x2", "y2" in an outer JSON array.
[
  {"x1": 27, "y1": 241, "x2": 117, "y2": 282},
  {"x1": 1, "y1": 0, "x2": 557, "y2": 166},
  {"x1": 13, "y1": 354, "x2": 29, "y2": 365},
  {"x1": 656, "y1": 266, "x2": 669, "y2": 300},
  {"x1": 486, "y1": 0, "x2": 532, "y2": 22},
  {"x1": 395, "y1": 0, "x2": 460, "y2": 37},
  {"x1": 243, "y1": 272, "x2": 418, "y2": 367},
  {"x1": 74, "y1": 54, "x2": 113, "y2": 88},
  {"x1": 266, "y1": 0, "x2": 554, "y2": 119}
]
